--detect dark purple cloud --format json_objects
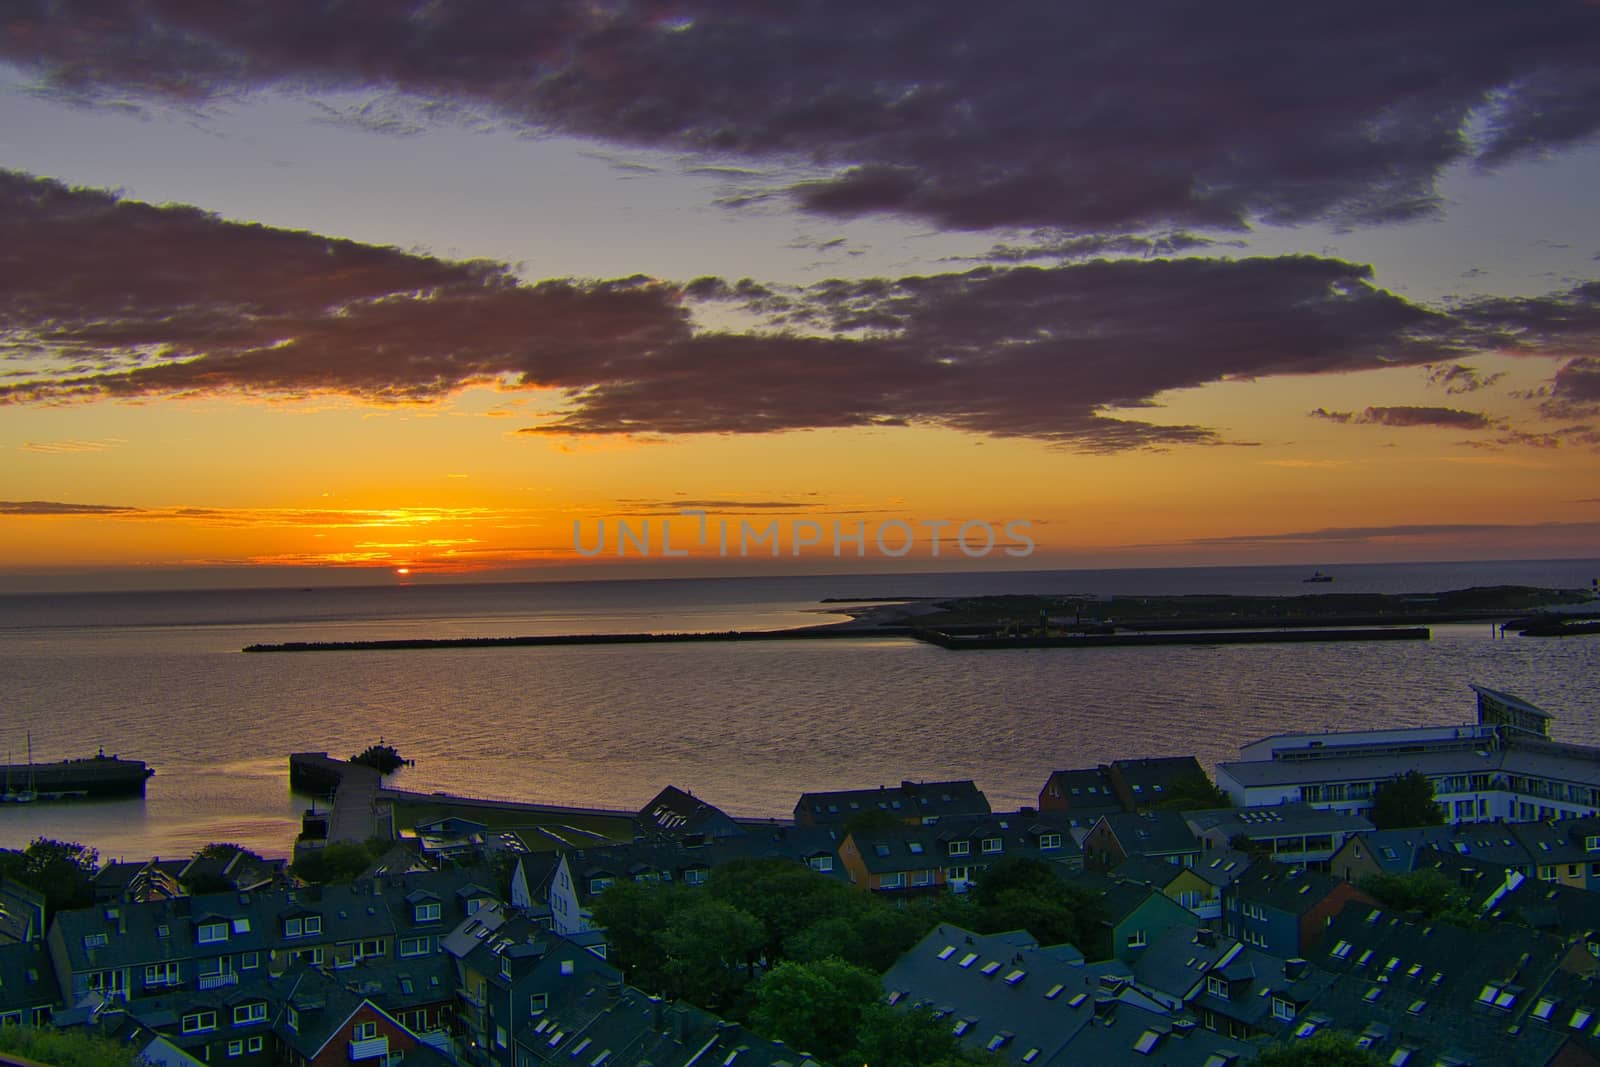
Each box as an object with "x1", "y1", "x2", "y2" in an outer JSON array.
[
  {"x1": 1426, "y1": 363, "x2": 1505, "y2": 394},
  {"x1": 1310, "y1": 406, "x2": 1495, "y2": 429},
  {"x1": 3, "y1": 171, "x2": 1597, "y2": 453},
  {"x1": 0, "y1": 500, "x2": 139, "y2": 515},
  {"x1": 3, "y1": 1, "x2": 1600, "y2": 233}
]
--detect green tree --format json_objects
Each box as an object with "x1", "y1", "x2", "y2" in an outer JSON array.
[
  {"x1": 1252, "y1": 1030, "x2": 1385, "y2": 1066},
  {"x1": 658, "y1": 897, "x2": 765, "y2": 1010},
  {"x1": 784, "y1": 901, "x2": 940, "y2": 973},
  {"x1": 590, "y1": 880, "x2": 692, "y2": 995},
  {"x1": 1154, "y1": 771, "x2": 1232, "y2": 810},
  {"x1": 967, "y1": 858, "x2": 1107, "y2": 951},
  {"x1": 289, "y1": 838, "x2": 386, "y2": 884},
  {"x1": 852, "y1": 1004, "x2": 989, "y2": 1067},
  {"x1": 0, "y1": 838, "x2": 97, "y2": 919},
  {"x1": 708, "y1": 858, "x2": 863, "y2": 962},
  {"x1": 1370, "y1": 771, "x2": 1445, "y2": 830},
  {"x1": 0, "y1": 1024, "x2": 145, "y2": 1067},
  {"x1": 750, "y1": 958, "x2": 882, "y2": 1064},
  {"x1": 1357, "y1": 870, "x2": 1481, "y2": 926}
]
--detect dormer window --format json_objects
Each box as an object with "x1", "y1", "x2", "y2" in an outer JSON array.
[
  {"x1": 1272, "y1": 996, "x2": 1296, "y2": 1021},
  {"x1": 305, "y1": 915, "x2": 321, "y2": 935},
  {"x1": 285, "y1": 918, "x2": 302, "y2": 938},
  {"x1": 1039, "y1": 834, "x2": 1062, "y2": 850},
  {"x1": 948, "y1": 840, "x2": 971, "y2": 857},
  {"x1": 981, "y1": 837, "x2": 1003, "y2": 854},
  {"x1": 1206, "y1": 975, "x2": 1230, "y2": 1001},
  {"x1": 198, "y1": 922, "x2": 229, "y2": 944},
  {"x1": 415, "y1": 902, "x2": 441, "y2": 922}
]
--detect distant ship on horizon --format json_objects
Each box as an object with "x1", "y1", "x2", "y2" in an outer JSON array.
[{"x1": 1303, "y1": 571, "x2": 1335, "y2": 583}]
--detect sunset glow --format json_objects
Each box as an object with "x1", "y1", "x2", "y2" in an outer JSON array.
[{"x1": 1, "y1": 4, "x2": 1598, "y2": 590}]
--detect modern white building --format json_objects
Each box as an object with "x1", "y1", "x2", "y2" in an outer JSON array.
[{"x1": 1216, "y1": 685, "x2": 1600, "y2": 825}]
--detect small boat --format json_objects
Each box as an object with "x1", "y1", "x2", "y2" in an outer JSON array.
[{"x1": 1303, "y1": 571, "x2": 1334, "y2": 583}]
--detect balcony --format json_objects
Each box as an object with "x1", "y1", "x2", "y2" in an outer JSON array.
[
  {"x1": 197, "y1": 972, "x2": 239, "y2": 991},
  {"x1": 349, "y1": 1035, "x2": 389, "y2": 1060}
]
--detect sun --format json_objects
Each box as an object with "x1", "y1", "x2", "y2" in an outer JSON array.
[{"x1": 395, "y1": 567, "x2": 411, "y2": 576}]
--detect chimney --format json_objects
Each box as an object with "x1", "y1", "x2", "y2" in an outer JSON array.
[{"x1": 1284, "y1": 958, "x2": 1307, "y2": 981}]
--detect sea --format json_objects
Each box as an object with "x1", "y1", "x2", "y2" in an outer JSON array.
[{"x1": 2, "y1": 559, "x2": 1598, "y2": 864}]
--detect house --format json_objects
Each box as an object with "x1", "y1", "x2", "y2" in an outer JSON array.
[
  {"x1": 1223, "y1": 865, "x2": 1373, "y2": 958},
  {"x1": 839, "y1": 810, "x2": 1083, "y2": 896},
  {"x1": 273, "y1": 964, "x2": 446, "y2": 1067},
  {"x1": 1306, "y1": 902, "x2": 1600, "y2": 1067},
  {"x1": 1106, "y1": 757, "x2": 1210, "y2": 810},
  {"x1": 793, "y1": 778, "x2": 990, "y2": 826},
  {"x1": 1110, "y1": 853, "x2": 1243, "y2": 921},
  {"x1": 1185, "y1": 802, "x2": 1372, "y2": 870},
  {"x1": 636, "y1": 785, "x2": 746, "y2": 842},
  {"x1": 0, "y1": 877, "x2": 45, "y2": 945},
  {"x1": 1037, "y1": 757, "x2": 1210, "y2": 823},
  {"x1": 1132, "y1": 927, "x2": 1337, "y2": 1043},
  {"x1": 91, "y1": 858, "x2": 186, "y2": 904},
  {"x1": 1036, "y1": 766, "x2": 1125, "y2": 827},
  {"x1": 1091, "y1": 880, "x2": 1201, "y2": 962},
  {"x1": 99, "y1": 977, "x2": 280, "y2": 1067},
  {"x1": 1081, "y1": 810, "x2": 1201, "y2": 872},
  {"x1": 543, "y1": 827, "x2": 846, "y2": 937},
  {"x1": 0, "y1": 940, "x2": 58, "y2": 1027},
  {"x1": 510, "y1": 976, "x2": 815, "y2": 1067},
  {"x1": 45, "y1": 868, "x2": 501, "y2": 1004},
  {"x1": 410, "y1": 817, "x2": 490, "y2": 862},
  {"x1": 1330, "y1": 824, "x2": 1538, "y2": 883},
  {"x1": 881, "y1": 923, "x2": 1132, "y2": 1064},
  {"x1": 840, "y1": 825, "x2": 948, "y2": 895},
  {"x1": 178, "y1": 846, "x2": 286, "y2": 894},
  {"x1": 1216, "y1": 685, "x2": 1600, "y2": 824}
]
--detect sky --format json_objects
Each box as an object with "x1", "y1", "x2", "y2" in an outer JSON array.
[{"x1": 2, "y1": 1, "x2": 1599, "y2": 590}]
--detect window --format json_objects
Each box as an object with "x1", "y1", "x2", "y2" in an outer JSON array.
[
  {"x1": 285, "y1": 918, "x2": 303, "y2": 938},
  {"x1": 1534, "y1": 997, "x2": 1558, "y2": 1021},
  {"x1": 415, "y1": 902, "x2": 441, "y2": 923},
  {"x1": 590, "y1": 877, "x2": 614, "y2": 894},
  {"x1": 1329, "y1": 939, "x2": 1352, "y2": 959},
  {"x1": 1272, "y1": 997, "x2": 1295, "y2": 1021},
  {"x1": 286, "y1": 1007, "x2": 299, "y2": 1031},
  {"x1": 304, "y1": 915, "x2": 322, "y2": 935},
  {"x1": 360, "y1": 939, "x2": 384, "y2": 958},
  {"x1": 232, "y1": 918, "x2": 250, "y2": 934},
  {"x1": 981, "y1": 837, "x2": 1003, "y2": 854},
  {"x1": 354, "y1": 1021, "x2": 377, "y2": 1041},
  {"x1": 198, "y1": 957, "x2": 226, "y2": 979},
  {"x1": 198, "y1": 921, "x2": 229, "y2": 944},
  {"x1": 683, "y1": 868, "x2": 707, "y2": 885},
  {"x1": 233, "y1": 1002, "x2": 266, "y2": 1025},
  {"x1": 911, "y1": 869, "x2": 934, "y2": 886},
  {"x1": 959, "y1": 953, "x2": 979, "y2": 968},
  {"x1": 144, "y1": 962, "x2": 180, "y2": 987},
  {"x1": 1206, "y1": 976, "x2": 1230, "y2": 1001},
  {"x1": 247, "y1": 1037, "x2": 263, "y2": 1053},
  {"x1": 400, "y1": 936, "x2": 430, "y2": 958},
  {"x1": 1039, "y1": 834, "x2": 1062, "y2": 850},
  {"x1": 1571, "y1": 1008, "x2": 1594, "y2": 1030},
  {"x1": 240, "y1": 951, "x2": 259, "y2": 970},
  {"x1": 808, "y1": 855, "x2": 834, "y2": 872},
  {"x1": 936, "y1": 945, "x2": 957, "y2": 960},
  {"x1": 181, "y1": 1012, "x2": 217, "y2": 1034},
  {"x1": 530, "y1": 993, "x2": 548, "y2": 1014},
  {"x1": 1126, "y1": 929, "x2": 1147, "y2": 948},
  {"x1": 908, "y1": 842, "x2": 925, "y2": 855},
  {"x1": 948, "y1": 840, "x2": 970, "y2": 856},
  {"x1": 879, "y1": 873, "x2": 905, "y2": 889},
  {"x1": 980, "y1": 961, "x2": 1002, "y2": 976},
  {"x1": 227, "y1": 1040, "x2": 243, "y2": 1057}
]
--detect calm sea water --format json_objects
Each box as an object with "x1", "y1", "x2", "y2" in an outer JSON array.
[{"x1": 2, "y1": 560, "x2": 1598, "y2": 863}]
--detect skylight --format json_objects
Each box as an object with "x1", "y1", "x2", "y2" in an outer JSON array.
[
  {"x1": 1132, "y1": 1030, "x2": 1161, "y2": 1054},
  {"x1": 958, "y1": 953, "x2": 978, "y2": 968},
  {"x1": 937, "y1": 945, "x2": 956, "y2": 960}
]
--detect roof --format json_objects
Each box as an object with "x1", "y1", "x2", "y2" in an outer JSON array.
[
  {"x1": 1092, "y1": 810, "x2": 1201, "y2": 858},
  {"x1": 1307, "y1": 903, "x2": 1580, "y2": 1067},
  {"x1": 1228, "y1": 865, "x2": 1353, "y2": 917},
  {"x1": 0, "y1": 940, "x2": 59, "y2": 1013},
  {"x1": 847, "y1": 810, "x2": 1082, "y2": 875},
  {"x1": 636, "y1": 785, "x2": 746, "y2": 841},
  {"x1": 1472, "y1": 683, "x2": 1555, "y2": 720},
  {"x1": 794, "y1": 778, "x2": 990, "y2": 824},
  {"x1": 1185, "y1": 803, "x2": 1373, "y2": 841},
  {"x1": 881, "y1": 923, "x2": 1126, "y2": 1065}
]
